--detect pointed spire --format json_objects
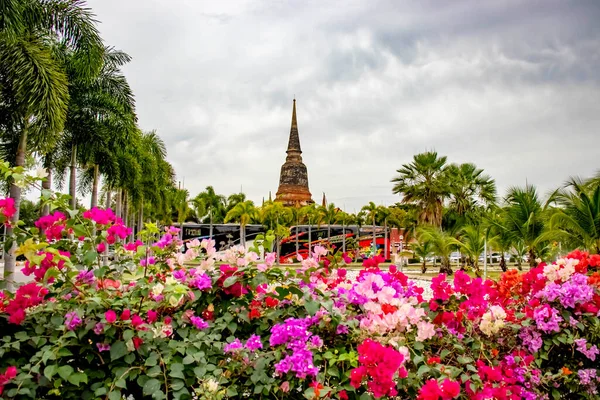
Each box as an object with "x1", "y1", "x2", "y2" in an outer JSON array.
[
  {"x1": 269, "y1": 191, "x2": 272, "y2": 202},
  {"x1": 322, "y1": 192, "x2": 327, "y2": 207},
  {"x1": 286, "y1": 99, "x2": 302, "y2": 154}
]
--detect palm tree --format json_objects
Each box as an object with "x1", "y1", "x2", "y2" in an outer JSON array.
[
  {"x1": 391, "y1": 152, "x2": 450, "y2": 227},
  {"x1": 362, "y1": 202, "x2": 379, "y2": 255},
  {"x1": 0, "y1": 0, "x2": 103, "y2": 287},
  {"x1": 412, "y1": 241, "x2": 433, "y2": 273},
  {"x1": 549, "y1": 177, "x2": 600, "y2": 254},
  {"x1": 502, "y1": 185, "x2": 551, "y2": 268},
  {"x1": 225, "y1": 200, "x2": 257, "y2": 247},
  {"x1": 335, "y1": 211, "x2": 353, "y2": 254},
  {"x1": 351, "y1": 211, "x2": 366, "y2": 262},
  {"x1": 172, "y1": 189, "x2": 190, "y2": 238},
  {"x1": 446, "y1": 163, "x2": 497, "y2": 218},
  {"x1": 194, "y1": 186, "x2": 226, "y2": 239},
  {"x1": 319, "y1": 203, "x2": 338, "y2": 242},
  {"x1": 459, "y1": 224, "x2": 485, "y2": 276},
  {"x1": 417, "y1": 226, "x2": 461, "y2": 275},
  {"x1": 226, "y1": 192, "x2": 246, "y2": 215},
  {"x1": 289, "y1": 205, "x2": 302, "y2": 255},
  {"x1": 299, "y1": 204, "x2": 318, "y2": 255},
  {"x1": 64, "y1": 47, "x2": 136, "y2": 209},
  {"x1": 377, "y1": 205, "x2": 392, "y2": 260}
]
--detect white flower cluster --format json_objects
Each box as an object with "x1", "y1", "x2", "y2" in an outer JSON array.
[
  {"x1": 479, "y1": 305, "x2": 507, "y2": 336},
  {"x1": 543, "y1": 258, "x2": 579, "y2": 282}
]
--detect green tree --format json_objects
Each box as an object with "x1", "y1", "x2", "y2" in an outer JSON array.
[
  {"x1": 299, "y1": 204, "x2": 318, "y2": 255},
  {"x1": 361, "y1": 202, "x2": 379, "y2": 255},
  {"x1": 391, "y1": 151, "x2": 450, "y2": 227},
  {"x1": 193, "y1": 186, "x2": 226, "y2": 239},
  {"x1": 417, "y1": 226, "x2": 460, "y2": 275},
  {"x1": 502, "y1": 185, "x2": 551, "y2": 268},
  {"x1": 459, "y1": 224, "x2": 485, "y2": 276},
  {"x1": 412, "y1": 241, "x2": 433, "y2": 273},
  {"x1": 446, "y1": 162, "x2": 496, "y2": 217},
  {"x1": 319, "y1": 203, "x2": 338, "y2": 242},
  {"x1": 335, "y1": 211, "x2": 353, "y2": 254},
  {"x1": 549, "y1": 177, "x2": 600, "y2": 254},
  {"x1": 377, "y1": 205, "x2": 392, "y2": 260},
  {"x1": 225, "y1": 200, "x2": 257, "y2": 247},
  {"x1": 59, "y1": 47, "x2": 136, "y2": 209},
  {"x1": 0, "y1": 0, "x2": 103, "y2": 287}
]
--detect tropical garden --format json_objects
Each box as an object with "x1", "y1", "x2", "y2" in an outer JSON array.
[{"x1": 1, "y1": 1, "x2": 600, "y2": 399}]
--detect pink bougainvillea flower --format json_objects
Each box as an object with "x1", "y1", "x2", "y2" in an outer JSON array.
[
  {"x1": 131, "y1": 314, "x2": 144, "y2": 328},
  {"x1": 147, "y1": 310, "x2": 158, "y2": 323}
]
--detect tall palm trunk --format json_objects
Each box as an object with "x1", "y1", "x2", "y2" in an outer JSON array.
[
  {"x1": 122, "y1": 191, "x2": 128, "y2": 227},
  {"x1": 384, "y1": 220, "x2": 388, "y2": 260},
  {"x1": 208, "y1": 209, "x2": 213, "y2": 240},
  {"x1": 499, "y1": 254, "x2": 507, "y2": 272},
  {"x1": 241, "y1": 223, "x2": 246, "y2": 247},
  {"x1": 90, "y1": 164, "x2": 99, "y2": 208},
  {"x1": 4, "y1": 127, "x2": 28, "y2": 291},
  {"x1": 308, "y1": 223, "x2": 312, "y2": 255},
  {"x1": 115, "y1": 189, "x2": 122, "y2": 218},
  {"x1": 440, "y1": 257, "x2": 453, "y2": 275},
  {"x1": 106, "y1": 190, "x2": 112, "y2": 210},
  {"x1": 372, "y1": 216, "x2": 376, "y2": 255},
  {"x1": 138, "y1": 206, "x2": 144, "y2": 237},
  {"x1": 342, "y1": 224, "x2": 346, "y2": 253},
  {"x1": 528, "y1": 249, "x2": 537, "y2": 268},
  {"x1": 354, "y1": 225, "x2": 360, "y2": 263},
  {"x1": 69, "y1": 143, "x2": 77, "y2": 209},
  {"x1": 295, "y1": 224, "x2": 299, "y2": 256},
  {"x1": 41, "y1": 168, "x2": 52, "y2": 217}
]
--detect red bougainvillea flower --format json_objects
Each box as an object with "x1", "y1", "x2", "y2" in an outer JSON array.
[
  {"x1": 0, "y1": 366, "x2": 17, "y2": 396},
  {"x1": 132, "y1": 337, "x2": 143, "y2": 349},
  {"x1": 120, "y1": 309, "x2": 131, "y2": 321},
  {"x1": 427, "y1": 356, "x2": 441, "y2": 365},
  {"x1": 349, "y1": 338, "x2": 406, "y2": 398},
  {"x1": 216, "y1": 265, "x2": 248, "y2": 297},
  {"x1": 34, "y1": 211, "x2": 67, "y2": 241},
  {"x1": 0, "y1": 198, "x2": 16, "y2": 221},
  {"x1": 265, "y1": 296, "x2": 279, "y2": 308},
  {"x1": 4, "y1": 283, "x2": 48, "y2": 324}
]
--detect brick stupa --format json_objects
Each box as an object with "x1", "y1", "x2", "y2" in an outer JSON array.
[{"x1": 275, "y1": 99, "x2": 314, "y2": 207}]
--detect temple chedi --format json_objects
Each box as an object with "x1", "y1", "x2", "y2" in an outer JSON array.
[{"x1": 275, "y1": 99, "x2": 314, "y2": 206}]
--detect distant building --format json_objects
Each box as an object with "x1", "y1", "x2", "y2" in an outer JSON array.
[{"x1": 275, "y1": 99, "x2": 314, "y2": 207}]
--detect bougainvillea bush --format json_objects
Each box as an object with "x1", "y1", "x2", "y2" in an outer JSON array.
[{"x1": 1, "y1": 195, "x2": 600, "y2": 398}]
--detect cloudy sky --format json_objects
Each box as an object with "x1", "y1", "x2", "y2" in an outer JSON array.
[{"x1": 89, "y1": 0, "x2": 600, "y2": 213}]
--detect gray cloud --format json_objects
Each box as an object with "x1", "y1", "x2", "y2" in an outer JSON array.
[{"x1": 88, "y1": 0, "x2": 600, "y2": 211}]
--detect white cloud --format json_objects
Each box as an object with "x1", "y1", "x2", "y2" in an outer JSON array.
[{"x1": 88, "y1": 0, "x2": 600, "y2": 211}]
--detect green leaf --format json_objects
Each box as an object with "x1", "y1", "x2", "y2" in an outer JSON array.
[
  {"x1": 417, "y1": 365, "x2": 430, "y2": 377},
  {"x1": 108, "y1": 390, "x2": 121, "y2": 400},
  {"x1": 304, "y1": 300, "x2": 320, "y2": 315},
  {"x1": 457, "y1": 356, "x2": 474, "y2": 364},
  {"x1": 223, "y1": 276, "x2": 237, "y2": 287},
  {"x1": 83, "y1": 250, "x2": 98, "y2": 264},
  {"x1": 169, "y1": 363, "x2": 185, "y2": 379},
  {"x1": 67, "y1": 372, "x2": 88, "y2": 386},
  {"x1": 143, "y1": 378, "x2": 161, "y2": 396},
  {"x1": 171, "y1": 379, "x2": 185, "y2": 391},
  {"x1": 110, "y1": 341, "x2": 128, "y2": 361},
  {"x1": 44, "y1": 365, "x2": 57, "y2": 380},
  {"x1": 94, "y1": 387, "x2": 108, "y2": 396},
  {"x1": 57, "y1": 365, "x2": 74, "y2": 380}
]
